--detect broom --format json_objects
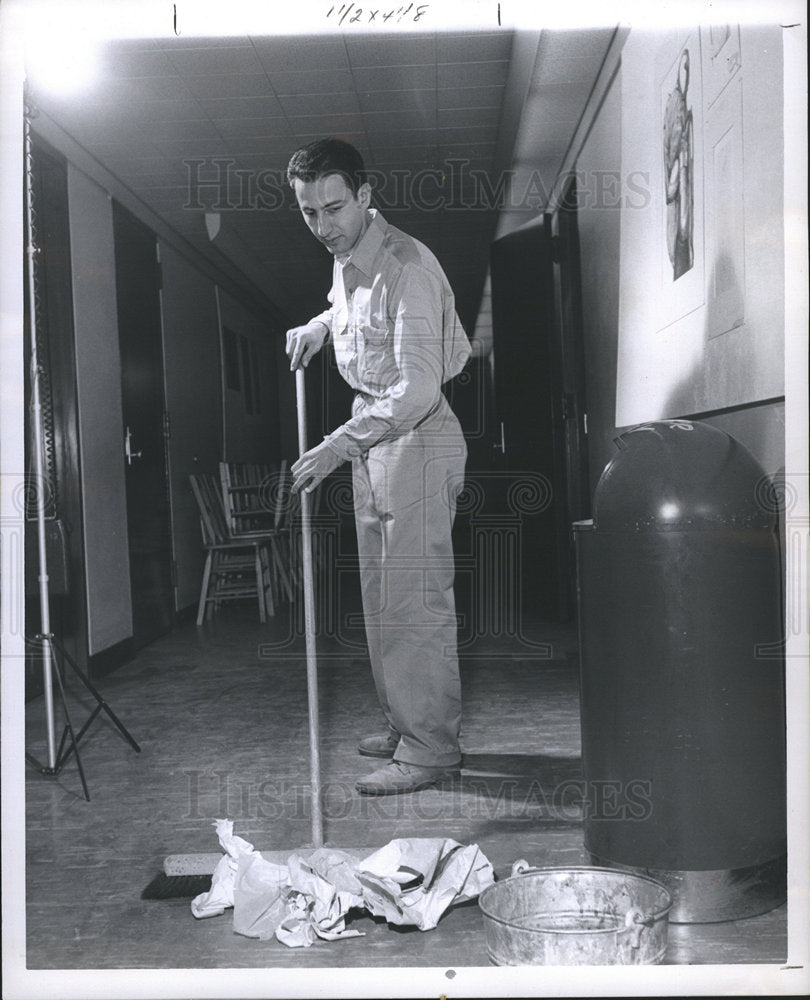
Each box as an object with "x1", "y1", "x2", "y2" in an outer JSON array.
[{"x1": 143, "y1": 368, "x2": 341, "y2": 899}]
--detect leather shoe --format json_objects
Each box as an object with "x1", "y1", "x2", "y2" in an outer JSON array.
[
  {"x1": 355, "y1": 760, "x2": 460, "y2": 796},
  {"x1": 357, "y1": 733, "x2": 399, "y2": 758}
]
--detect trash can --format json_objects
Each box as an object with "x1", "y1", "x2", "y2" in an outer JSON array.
[{"x1": 574, "y1": 420, "x2": 786, "y2": 923}]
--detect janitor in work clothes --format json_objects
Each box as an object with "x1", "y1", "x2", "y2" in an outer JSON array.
[{"x1": 285, "y1": 138, "x2": 471, "y2": 796}]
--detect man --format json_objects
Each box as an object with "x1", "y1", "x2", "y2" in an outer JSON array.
[{"x1": 285, "y1": 138, "x2": 471, "y2": 796}]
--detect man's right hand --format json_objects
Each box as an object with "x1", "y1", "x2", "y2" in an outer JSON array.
[{"x1": 286, "y1": 321, "x2": 328, "y2": 371}]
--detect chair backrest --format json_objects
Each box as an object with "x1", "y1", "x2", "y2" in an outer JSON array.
[
  {"x1": 219, "y1": 461, "x2": 302, "y2": 536},
  {"x1": 189, "y1": 473, "x2": 231, "y2": 546},
  {"x1": 220, "y1": 461, "x2": 277, "y2": 535}
]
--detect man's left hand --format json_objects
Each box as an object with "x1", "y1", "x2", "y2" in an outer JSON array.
[{"x1": 291, "y1": 440, "x2": 343, "y2": 494}]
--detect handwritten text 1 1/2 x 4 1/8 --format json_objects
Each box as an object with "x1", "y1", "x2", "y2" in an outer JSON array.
[{"x1": 326, "y1": 3, "x2": 430, "y2": 27}]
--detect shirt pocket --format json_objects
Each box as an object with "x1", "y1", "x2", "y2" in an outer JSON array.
[
  {"x1": 333, "y1": 308, "x2": 356, "y2": 373},
  {"x1": 358, "y1": 324, "x2": 396, "y2": 389}
]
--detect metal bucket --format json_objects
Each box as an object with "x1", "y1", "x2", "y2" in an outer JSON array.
[{"x1": 478, "y1": 863, "x2": 672, "y2": 965}]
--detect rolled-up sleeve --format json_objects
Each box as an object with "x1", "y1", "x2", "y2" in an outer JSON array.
[{"x1": 325, "y1": 263, "x2": 445, "y2": 459}]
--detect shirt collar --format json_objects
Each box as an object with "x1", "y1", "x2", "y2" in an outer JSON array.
[{"x1": 341, "y1": 208, "x2": 387, "y2": 276}]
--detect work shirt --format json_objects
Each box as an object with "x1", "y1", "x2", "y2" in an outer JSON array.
[{"x1": 308, "y1": 209, "x2": 471, "y2": 461}]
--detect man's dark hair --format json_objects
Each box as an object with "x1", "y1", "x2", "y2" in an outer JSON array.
[{"x1": 286, "y1": 138, "x2": 368, "y2": 197}]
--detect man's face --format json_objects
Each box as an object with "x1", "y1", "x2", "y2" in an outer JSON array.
[{"x1": 293, "y1": 172, "x2": 371, "y2": 257}]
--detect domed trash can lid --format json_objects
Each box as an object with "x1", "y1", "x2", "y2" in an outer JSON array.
[{"x1": 593, "y1": 420, "x2": 775, "y2": 531}]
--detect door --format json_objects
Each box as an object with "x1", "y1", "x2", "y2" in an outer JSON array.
[
  {"x1": 554, "y1": 175, "x2": 591, "y2": 527},
  {"x1": 113, "y1": 202, "x2": 174, "y2": 645},
  {"x1": 490, "y1": 217, "x2": 571, "y2": 621}
]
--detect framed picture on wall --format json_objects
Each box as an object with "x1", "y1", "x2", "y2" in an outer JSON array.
[
  {"x1": 616, "y1": 24, "x2": 784, "y2": 425},
  {"x1": 656, "y1": 29, "x2": 705, "y2": 333}
]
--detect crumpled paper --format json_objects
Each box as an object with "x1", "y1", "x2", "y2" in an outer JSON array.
[
  {"x1": 356, "y1": 837, "x2": 494, "y2": 931},
  {"x1": 190, "y1": 818, "x2": 255, "y2": 919},
  {"x1": 272, "y1": 852, "x2": 365, "y2": 948},
  {"x1": 190, "y1": 820, "x2": 494, "y2": 947},
  {"x1": 191, "y1": 820, "x2": 364, "y2": 947}
]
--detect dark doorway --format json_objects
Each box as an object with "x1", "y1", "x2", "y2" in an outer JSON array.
[
  {"x1": 112, "y1": 203, "x2": 174, "y2": 646},
  {"x1": 489, "y1": 216, "x2": 572, "y2": 622}
]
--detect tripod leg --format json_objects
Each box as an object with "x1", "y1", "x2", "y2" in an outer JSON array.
[
  {"x1": 49, "y1": 636, "x2": 141, "y2": 753},
  {"x1": 59, "y1": 705, "x2": 102, "y2": 766},
  {"x1": 49, "y1": 643, "x2": 90, "y2": 801}
]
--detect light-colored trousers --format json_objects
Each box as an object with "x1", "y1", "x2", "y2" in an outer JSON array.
[{"x1": 352, "y1": 396, "x2": 467, "y2": 767}]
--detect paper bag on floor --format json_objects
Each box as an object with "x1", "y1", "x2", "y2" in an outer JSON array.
[
  {"x1": 191, "y1": 818, "x2": 257, "y2": 919},
  {"x1": 231, "y1": 851, "x2": 289, "y2": 940},
  {"x1": 356, "y1": 838, "x2": 495, "y2": 931}
]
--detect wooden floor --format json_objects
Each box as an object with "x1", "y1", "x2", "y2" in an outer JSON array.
[{"x1": 23, "y1": 584, "x2": 787, "y2": 975}]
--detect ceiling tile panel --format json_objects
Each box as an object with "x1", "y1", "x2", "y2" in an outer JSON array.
[
  {"x1": 436, "y1": 31, "x2": 514, "y2": 63},
  {"x1": 368, "y1": 144, "x2": 440, "y2": 165},
  {"x1": 251, "y1": 36, "x2": 351, "y2": 73},
  {"x1": 345, "y1": 34, "x2": 436, "y2": 67},
  {"x1": 438, "y1": 85, "x2": 504, "y2": 110},
  {"x1": 268, "y1": 69, "x2": 357, "y2": 97},
  {"x1": 211, "y1": 116, "x2": 289, "y2": 139},
  {"x1": 202, "y1": 95, "x2": 285, "y2": 118},
  {"x1": 352, "y1": 64, "x2": 437, "y2": 93},
  {"x1": 166, "y1": 45, "x2": 267, "y2": 76},
  {"x1": 277, "y1": 92, "x2": 362, "y2": 117},
  {"x1": 289, "y1": 129, "x2": 368, "y2": 149},
  {"x1": 81, "y1": 75, "x2": 191, "y2": 105},
  {"x1": 438, "y1": 106, "x2": 501, "y2": 129},
  {"x1": 143, "y1": 118, "x2": 227, "y2": 142},
  {"x1": 358, "y1": 89, "x2": 436, "y2": 114},
  {"x1": 131, "y1": 99, "x2": 213, "y2": 123},
  {"x1": 362, "y1": 108, "x2": 437, "y2": 132},
  {"x1": 437, "y1": 60, "x2": 510, "y2": 90},
  {"x1": 285, "y1": 115, "x2": 366, "y2": 138},
  {"x1": 183, "y1": 74, "x2": 276, "y2": 100},
  {"x1": 150, "y1": 138, "x2": 232, "y2": 159},
  {"x1": 358, "y1": 127, "x2": 437, "y2": 149}
]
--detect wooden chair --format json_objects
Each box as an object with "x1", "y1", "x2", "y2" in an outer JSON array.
[
  {"x1": 189, "y1": 473, "x2": 275, "y2": 625},
  {"x1": 218, "y1": 461, "x2": 295, "y2": 605},
  {"x1": 218, "y1": 461, "x2": 274, "y2": 535}
]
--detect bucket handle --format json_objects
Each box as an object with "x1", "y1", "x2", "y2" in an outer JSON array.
[{"x1": 625, "y1": 906, "x2": 655, "y2": 949}]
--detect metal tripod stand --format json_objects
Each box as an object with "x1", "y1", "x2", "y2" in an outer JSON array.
[
  {"x1": 23, "y1": 85, "x2": 140, "y2": 801},
  {"x1": 24, "y1": 634, "x2": 141, "y2": 802}
]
